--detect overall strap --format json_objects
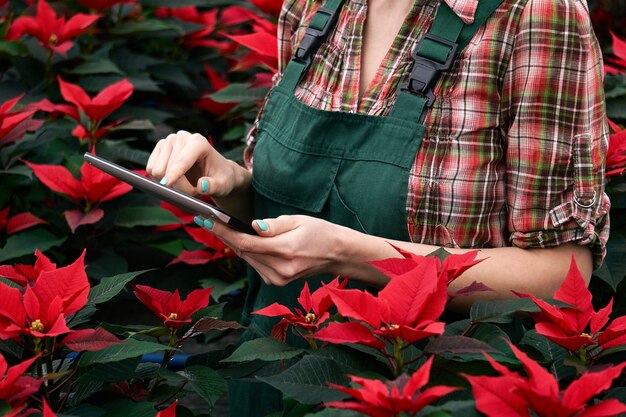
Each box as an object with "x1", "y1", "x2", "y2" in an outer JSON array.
[
  {"x1": 390, "y1": 0, "x2": 505, "y2": 121},
  {"x1": 280, "y1": 0, "x2": 345, "y2": 92}
]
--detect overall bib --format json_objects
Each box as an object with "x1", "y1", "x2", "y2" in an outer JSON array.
[{"x1": 229, "y1": 0, "x2": 503, "y2": 414}]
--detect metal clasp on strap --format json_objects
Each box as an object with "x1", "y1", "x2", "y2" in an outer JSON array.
[
  {"x1": 294, "y1": 7, "x2": 340, "y2": 66},
  {"x1": 399, "y1": 34, "x2": 458, "y2": 107}
]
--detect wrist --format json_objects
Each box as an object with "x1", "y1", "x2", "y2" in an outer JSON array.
[{"x1": 328, "y1": 225, "x2": 402, "y2": 286}]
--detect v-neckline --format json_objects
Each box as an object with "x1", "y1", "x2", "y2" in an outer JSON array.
[{"x1": 354, "y1": 0, "x2": 421, "y2": 108}]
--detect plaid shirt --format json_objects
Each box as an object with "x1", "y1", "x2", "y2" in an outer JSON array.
[{"x1": 245, "y1": 0, "x2": 610, "y2": 267}]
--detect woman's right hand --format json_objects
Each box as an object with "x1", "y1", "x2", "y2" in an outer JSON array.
[{"x1": 146, "y1": 130, "x2": 250, "y2": 199}]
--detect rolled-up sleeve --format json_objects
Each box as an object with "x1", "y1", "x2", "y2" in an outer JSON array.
[{"x1": 501, "y1": 0, "x2": 610, "y2": 268}]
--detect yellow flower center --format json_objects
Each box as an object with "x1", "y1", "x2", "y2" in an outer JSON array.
[
  {"x1": 304, "y1": 313, "x2": 316, "y2": 324},
  {"x1": 48, "y1": 33, "x2": 58, "y2": 45},
  {"x1": 168, "y1": 313, "x2": 178, "y2": 320},
  {"x1": 386, "y1": 324, "x2": 400, "y2": 331},
  {"x1": 31, "y1": 319, "x2": 44, "y2": 332}
]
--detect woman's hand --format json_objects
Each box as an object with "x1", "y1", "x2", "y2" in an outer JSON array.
[
  {"x1": 195, "y1": 214, "x2": 383, "y2": 286},
  {"x1": 146, "y1": 130, "x2": 249, "y2": 198}
]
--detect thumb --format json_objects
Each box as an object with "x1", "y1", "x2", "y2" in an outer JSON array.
[
  {"x1": 195, "y1": 176, "x2": 232, "y2": 198},
  {"x1": 252, "y1": 216, "x2": 298, "y2": 237}
]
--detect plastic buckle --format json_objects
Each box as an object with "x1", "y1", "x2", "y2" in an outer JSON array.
[
  {"x1": 294, "y1": 7, "x2": 339, "y2": 65},
  {"x1": 399, "y1": 34, "x2": 458, "y2": 107}
]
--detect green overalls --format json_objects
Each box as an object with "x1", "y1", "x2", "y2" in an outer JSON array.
[{"x1": 230, "y1": 0, "x2": 503, "y2": 415}]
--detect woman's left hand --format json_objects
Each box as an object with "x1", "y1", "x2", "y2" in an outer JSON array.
[{"x1": 195, "y1": 215, "x2": 346, "y2": 286}]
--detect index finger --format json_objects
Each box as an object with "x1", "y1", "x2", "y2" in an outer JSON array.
[{"x1": 162, "y1": 133, "x2": 210, "y2": 188}]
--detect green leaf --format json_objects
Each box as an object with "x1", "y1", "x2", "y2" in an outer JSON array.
[
  {"x1": 606, "y1": 97, "x2": 626, "y2": 120},
  {"x1": 68, "y1": 304, "x2": 97, "y2": 328},
  {"x1": 107, "y1": 119, "x2": 155, "y2": 132},
  {"x1": 86, "y1": 252, "x2": 129, "y2": 279},
  {"x1": 115, "y1": 206, "x2": 181, "y2": 227},
  {"x1": 0, "y1": 229, "x2": 66, "y2": 262},
  {"x1": 101, "y1": 400, "x2": 156, "y2": 417},
  {"x1": 520, "y1": 330, "x2": 573, "y2": 381},
  {"x1": 0, "y1": 278, "x2": 21, "y2": 289},
  {"x1": 86, "y1": 357, "x2": 141, "y2": 383},
  {"x1": 221, "y1": 337, "x2": 305, "y2": 363},
  {"x1": 426, "y1": 247, "x2": 452, "y2": 261},
  {"x1": 0, "y1": 339, "x2": 23, "y2": 359},
  {"x1": 64, "y1": 404, "x2": 106, "y2": 417},
  {"x1": 181, "y1": 365, "x2": 227, "y2": 408},
  {"x1": 68, "y1": 58, "x2": 124, "y2": 75},
  {"x1": 209, "y1": 83, "x2": 269, "y2": 103},
  {"x1": 0, "y1": 41, "x2": 29, "y2": 57},
  {"x1": 596, "y1": 232, "x2": 626, "y2": 291},
  {"x1": 257, "y1": 355, "x2": 350, "y2": 404},
  {"x1": 199, "y1": 277, "x2": 246, "y2": 301},
  {"x1": 96, "y1": 140, "x2": 151, "y2": 166},
  {"x1": 183, "y1": 317, "x2": 244, "y2": 339},
  {"x1": 69, "y1": 376, "x2": 103, "y2": 407},
  {"x1": 149, "y1": 63, "x2": 195, "y2": 90},
  {"x1": 110, "y1": 20, "x2": 182, "y2": 36},
  {"x1": 424, "y1": 335, "x2": 497, "y2": 356},
  {"x1": 88, "y1": 270, "x2": 151, "y2": 305},
  {"x1": 470, "y1": 298, "x2": 542, "y2": 324},
  {"x1": 79, "y1": 339, "x2": 174, "y2": 365}
]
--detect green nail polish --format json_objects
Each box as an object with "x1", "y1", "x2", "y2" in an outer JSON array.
[
  {"x1": 194, "y1": 216, "x2": 204, "y2": 227},
  {"x1": 201, "y1": 180, "x2": 208, "y2": 193},
  {"x1": 256, "y1": 220, "x2": 268, "y2": 231},
  {"x1": 204, "y1": 218, "x2": 214, "y2": 230},
  {"x1": 160, "y1": 177, "x2": 169, "y2": 185}
]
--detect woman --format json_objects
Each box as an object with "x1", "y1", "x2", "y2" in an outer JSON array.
[{"x1": 147, "y1": 0, "x2": 609, "y2": 413}]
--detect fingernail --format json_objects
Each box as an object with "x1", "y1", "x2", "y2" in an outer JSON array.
[
  {"x1": 204, "y1": 218, "x2": 214, "y2": 230},
  {"x1": 160, "y1": 177, "x2": 169, "y2": 185},
  {"x1": 201, "y1": 180, "x2": 208, "y2": 193},
  {"x1": 194, "y1": 216, "x2": 204, "y2": 227},
  {"x1": 256, "y1": 220, "x2": 268, "y2": 232}
]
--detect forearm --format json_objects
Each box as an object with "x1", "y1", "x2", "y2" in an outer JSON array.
[{"x1": 331, "y1": 226, "x2": 593, "y2": 312}]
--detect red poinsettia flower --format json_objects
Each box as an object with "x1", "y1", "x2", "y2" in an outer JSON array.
[
  {"x1": 252, "y1": 277, "x2": 346, "y2": 341},
  {"x1": 154, "y1": 6, "x2": 231, "y2": 51},
  {"x1": 6, "y1": 0, "x2": 100, "y2": 56},
  {"x1": 57, "y1": 77, "x2": 133, "y2": 123},
  {"x1": 325, "y1": 357, "x2": 459, "y2": 417},
  {"x1": 314, "y1": 248, "x2": 482, "y2": 350},
  {"x1": 606, "y1": 118, "x2": 626, "y2": 177},
  {"x1": 0, "y1": 251, "x2": 89, "y2": 339},
  {"x1": 25, "y1": 158, "x2": 133, "y2": 232},
  {"x1": 167, "y1": 225, "x2": 235, "y2": 267},
  {"x1": 226, "y1": 23, "x2": 278, "y2": 72},
  {"x1": 0, "y1": 354, "x2": 41, "y2": 409},
  {"x1": 133, "y1": 285, "x2": 213, "y2": 329},
  {"x1": 0, "y1": 206, "x2": 46, "y2": 236},
  {"x1": 249, "y1": 0, "x2": 283, "y2": 17},
  {"x1": 465, "y1": 341, "x2": 626, "y2": 417},
  {"x1": 516, "y1": 256, "x2": 626, "y2": 354},
  {"x1": 606, "y1": 32, "x2": 626, "y2": 75},
  {"x1": 0, "y1": 94, "x2": 42, "y2": 146},
  {"x1": 0, "y1": 249, "x2": 55, "y2": 286}
]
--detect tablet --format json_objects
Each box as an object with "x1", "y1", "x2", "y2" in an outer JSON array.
[{"x1": 84, "y1": 153, "x2": 256, "y2": 234}]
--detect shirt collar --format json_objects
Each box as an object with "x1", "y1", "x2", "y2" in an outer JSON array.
[{"x1": 442, "y1": 0, "x2": 479, "y2": 24}]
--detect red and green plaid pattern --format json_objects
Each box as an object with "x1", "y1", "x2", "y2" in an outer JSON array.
[{"x1": 246, "y1": 0, "x2": 610, "y2": 267}]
